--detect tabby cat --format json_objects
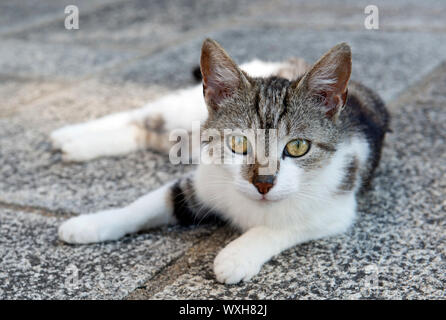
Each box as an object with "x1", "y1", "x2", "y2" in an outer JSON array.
[{"x1": 55, "y1": 39, "x2": 389, "y2": 284}]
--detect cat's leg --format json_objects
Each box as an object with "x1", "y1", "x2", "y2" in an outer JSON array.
[
  {"x1": 58, "y1": 173, "x2": 208, "y2": 244},
  {"x1": 213, "y1": 226, "x2": 338, "y2": 284},
  {"x1": 58, "y1": 183, "x2": 175, "y2": 244}
]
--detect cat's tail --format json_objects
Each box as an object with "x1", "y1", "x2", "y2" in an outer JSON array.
[{"x1": 192, "y1": 65, "x2": 202, "y2": 82}]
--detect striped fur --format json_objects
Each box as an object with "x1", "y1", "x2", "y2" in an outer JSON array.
[{"x1": 57, "y1": 39, "x2": 389, "y2": 284}]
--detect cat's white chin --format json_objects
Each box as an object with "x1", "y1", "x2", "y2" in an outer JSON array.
[
  {"x1": 257, "y1": 197, "x2": 282, "y2": 204},
  {"x1": 241, "y1": 191, "x2": 288, "y2": 204}
]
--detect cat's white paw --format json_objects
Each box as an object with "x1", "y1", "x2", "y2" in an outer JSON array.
[
  {"x1": 50, "y1": 125, "x2": 81, "y2": 149},
  {"x1": 58, "y1": 213, "x2": 124, "y2": 244},
  {"x1": 60, "y1": 139, "x2": 103, "y2": 162},
  {"x1": 53, "y1": 124, "x2": 144, "y2": 162},
  {"x1": 50, "y1": 124, "x2": 101, "y2": 161},
  {"x1": 50, "y1": 111, "x2": 140, "y2": 161},
  {"x1": 213, "y1": 245, "x2": 262, "y2": 284},
  {"x1": 59, "y1": 216, "x2": 103, "y2": 244}
]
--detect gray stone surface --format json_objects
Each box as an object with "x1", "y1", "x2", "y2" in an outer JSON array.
[
  {"x1": 6, "y1": 0, "x2": 271, "y2": 51},
  {"x1": 0, "y1": 75, "x2": 65, "y2": 118},
  {"x1": 0, "y1": 208, "x2": 213, "y2": 299},
  {"x1": 98, "y1": 26, "x2": 446, "y2": 101},
  {"x1": 0, "y1": 0, "x2": 122, "y2": 35},
  {"x1": 138, "y1": 63, "x2": 446, "y2": 300},
  {"x1": 245, "y1": 0, "x2": 446, "y2": 32},
  {"x1": 0, "y1": 38, "x2": 136, "y2": 80}
]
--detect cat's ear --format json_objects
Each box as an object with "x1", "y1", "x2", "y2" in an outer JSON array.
[
  {"x1": 295, "y1": 43, "x2": 351, "y2": 119},
  {"x1": 200, "y1": 38, "x2": 250, "y2": 111}
]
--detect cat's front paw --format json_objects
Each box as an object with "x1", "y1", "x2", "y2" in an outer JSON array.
[
  {"x1": 50, "y1": 125, "x2": 78, "y2": 149},
  {"x1": 58, "y1": 215, "x2": 104, "y2": 244},
  {"x1": 58, "y1": 213, "x2": 123, "y2": 244},
  {"x1": 213, "y1": 246, "x2": 262, "y2": 284}
]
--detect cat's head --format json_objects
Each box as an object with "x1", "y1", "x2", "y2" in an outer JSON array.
[{"x1": 199, "y1": 38, "x2": 352, "y2": 203}]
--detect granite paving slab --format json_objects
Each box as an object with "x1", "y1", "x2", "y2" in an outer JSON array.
[
  {"x1": 0, "y1": 208, "x2": 214, "y2": 299},
  {"x1": 0, "y1": 38, "x2": 136, "y2": 80},
  {"x1": 0, "y1": 0, "x2": 123, "y2": 36},
  {"x1": 2, "y1": 79, "x2": 169, "y2": 125},
  {"x1": 245, "y1": 0, "x2": 446, "y2": 32},
  {"x1": 6, "y1": 0, "x2": 272, "y2": 51},
  {"x1": 96, "y1": 26, "x2": 446, "y2": 101},
  {"x1": 137, "y1": 62, "x2": 446, "y2": 300},
  {"x1": 0, "y1": 75, "x2": 66, "y2": 118},
  {"x1": 1, "y1": 0, "x2": 445, "y2": 301}
]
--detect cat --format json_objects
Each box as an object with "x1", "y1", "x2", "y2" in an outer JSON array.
[{"x1": 55, "y1": 39, "x2": 389, "y2": 284}]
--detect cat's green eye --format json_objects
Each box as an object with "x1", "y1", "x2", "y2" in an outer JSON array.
[
  {"x1": 284, "y1": 139, "x2": 310, "y2": 158},
  {"x1": 228, "y1": 135, "x2": 249, "y2": 155}
]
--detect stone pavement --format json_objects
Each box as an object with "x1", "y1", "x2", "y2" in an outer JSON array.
[{"x1": 0, "y1": 0, "x2": 445, "y2": 299}]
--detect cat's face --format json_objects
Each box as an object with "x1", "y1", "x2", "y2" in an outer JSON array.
[{"x1": 200, "y1": 39, "x2": 351, "y2": 203}]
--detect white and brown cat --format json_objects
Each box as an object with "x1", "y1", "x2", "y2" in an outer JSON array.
[{"x1": 55, "y1": 39, "x2": 389, "y2": 284}]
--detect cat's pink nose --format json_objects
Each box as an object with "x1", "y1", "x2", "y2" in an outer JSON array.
[{"x1": 253, "y1": 175, "x2": 275, "y2": 195}]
